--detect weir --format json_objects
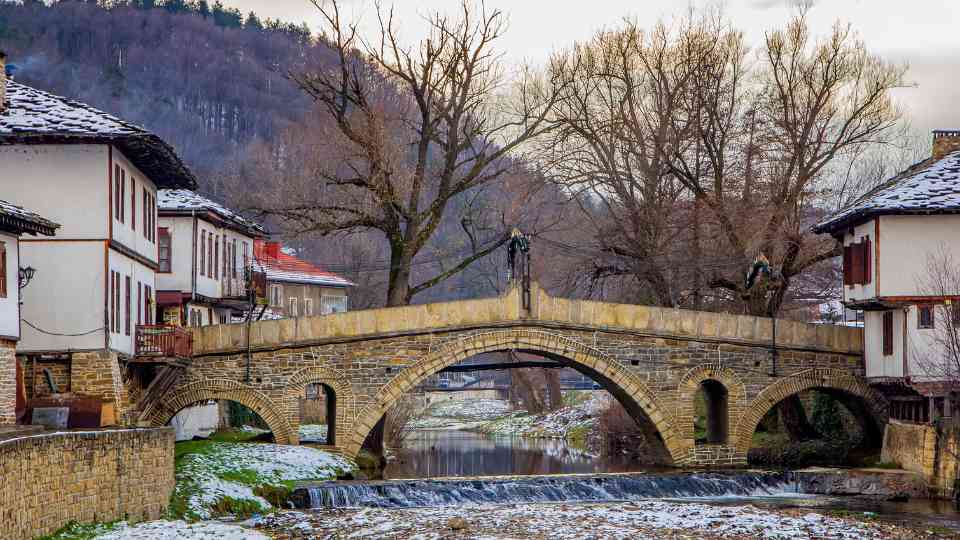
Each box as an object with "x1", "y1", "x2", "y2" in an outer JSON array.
[{"x1": 292, "y1": 471, "x2": 796, "y2": 509}]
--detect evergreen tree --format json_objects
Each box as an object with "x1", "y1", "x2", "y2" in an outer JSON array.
[
  {"x1": 244, "y1": 11, "x2": 262, "y2": 31},
  {"x1": 810, "y1": 392, "x2": 846, "y2": 440}
]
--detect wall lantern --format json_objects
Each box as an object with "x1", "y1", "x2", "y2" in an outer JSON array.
[{"x1": 18, "y1": 266, "x2": 36, "y2": 289}]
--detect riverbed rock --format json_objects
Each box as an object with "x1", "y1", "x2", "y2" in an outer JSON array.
[
  {"x1": 448, "y1": 517, "x2": 469, "y2": 530},
  {"x1": 796, "y1": 467, "x2": 930, "y2": 499}
]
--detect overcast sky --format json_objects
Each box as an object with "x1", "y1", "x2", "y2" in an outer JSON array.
[{"x1": 226, "y1": 0, "x2": 960, "y2": 144}]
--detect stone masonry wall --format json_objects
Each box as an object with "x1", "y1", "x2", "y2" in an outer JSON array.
[
  {"x1": 882, "y1": 420, "x2": 960, "y2": 498},
  {"x1": 0, "y1": 428, "x2": 174, "y2": 540},
  {"x1": 0, "y1": 338, "x2": 15, "y2": 424}
]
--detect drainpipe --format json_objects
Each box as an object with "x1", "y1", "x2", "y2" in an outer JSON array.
[{"x1": 190, "y1": 210, "x2": 197, "y2": 324}]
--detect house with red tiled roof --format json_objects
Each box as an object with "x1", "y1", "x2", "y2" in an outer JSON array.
[{"x1": 253, "y1": 240, "x2": 353, "y2": 318}]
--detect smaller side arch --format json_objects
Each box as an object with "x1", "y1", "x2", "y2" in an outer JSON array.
[
  {"x1": 677, "y1": 364, "x2": 746, "y2": 445},
  {"x1": 733, "y1": 368, "x2": 889, "y2": 455},
  {"x1": 284, "y1": 366, "x2": 357, "y2": 448},
  {"x1": 142, "y1": 379, "x2": 297, "y2": 445}
]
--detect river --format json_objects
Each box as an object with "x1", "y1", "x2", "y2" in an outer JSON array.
[{"x1": 356, "y1": 428, "x2": 960, "y2": 533}]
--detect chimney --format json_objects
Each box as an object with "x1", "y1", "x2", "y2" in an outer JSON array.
[
  {"x1": 265, "y1": 241, "x2": 281, "y2": 260},
  {"x1": 932, "y1": 130, "x2": 960, "y2": 160},
  {"x1": 0, "y1": 51, "x2": 6, "y2": 114}
]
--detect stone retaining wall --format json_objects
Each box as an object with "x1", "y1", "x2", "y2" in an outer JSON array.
[
  {"x1": 0, "y1": 338, "x2": 15, "y2": 424},
  {"x1": 882, "y1": 420, "x2": 960, "y2": 498},
  {"x1": 0, "y1": 428, "x2": 174, "y2": 540}
]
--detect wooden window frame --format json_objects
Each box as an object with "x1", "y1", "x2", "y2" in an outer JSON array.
[
  {"x1": 125, "y1": 275, "x2": 131, "y2": 336},
  {"x1": 289, "y1": 297, "x2": 298, "y2": 317},
  {"x1": 208, "y1": 233, "x2": 213, "y2": 278},
  {"x1": 304, "y1": 297, "x2": 313, "y2": 317},
  {"x1": 137, "y1": 282, "x2": 142, "y2": 326},
  {"x1": 882, "y1": 311, "x2": 894, "y2": 356},
  {"x1": 130, "y1": 177, "x2": 136, "y2": 231},
  {"x1": 918, "y1": 305, "x2": 935, "y2": 330},
  {"x1": 200, "y1": 231, "x2": 206, "y2": 277},
  {"x1": 214, "y1": 235, "x2": 219, "y2": 280}
]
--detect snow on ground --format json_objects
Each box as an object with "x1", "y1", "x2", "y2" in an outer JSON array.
[
  {"x1": 94, "y1": 520, "x2": 269, "y2": 539},
  {"x1": 298, "y1": 423, "x2": 329, "y2": 443},
  {"x1": 410, "y1": 398, "x2": 514, "y2": 430},
  {"x1": 175, "y1": 442, "x2": 355, "y2": 519},
  {"x1": 479, "y1": 393, "x2": 607, "y2": 442},
  {"x1": 253, "y1": 501, "x2": 919, "y2": 539}
]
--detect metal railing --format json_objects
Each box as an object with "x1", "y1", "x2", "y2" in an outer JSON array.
[{"x1": 135, "y1": 324, "x2": 193, "y2": 359}]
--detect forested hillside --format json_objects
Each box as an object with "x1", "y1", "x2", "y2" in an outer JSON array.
[{"x1": 0, "y1": 0, "x2": 318, "y2": 181}]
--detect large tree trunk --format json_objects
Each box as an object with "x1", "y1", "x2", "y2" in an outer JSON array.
[
  {"x1": 385, "y1": 242, "x2": 413, "y2": 307},
  {"x1": 778, "y1": 395, "x2": 819, "y2": 441},
  {"x1": 544, "y1": 369, "x2": 563, "y2": 412}
]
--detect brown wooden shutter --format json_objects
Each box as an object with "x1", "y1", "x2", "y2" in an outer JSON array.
[
  {"x1": 843, "y1": 245, "x2": 852, "y2": 285},
  {"x1": 851, "y1": 242, "x2": 863, "y2": 284},
  {"x1": 0, "y1": 242, "x2": 7, "y2": 299},
  {"x1": 125, "y1": 275, "x2": 131, "y2": 336},
  {"x1": 882, "y1": 311, "x2": 894, "y2": 356},
  {"x1": 863, "y1": 237, "x2": 872, "y2": 285}
]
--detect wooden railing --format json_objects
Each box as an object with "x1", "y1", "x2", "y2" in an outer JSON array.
[{"x1": 135, "y1": 324, "x2": 193, "y2": 359}]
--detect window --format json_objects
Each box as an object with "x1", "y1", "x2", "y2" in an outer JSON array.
[
  {"x1": 200, "y1": 231, "x2": 206, "y2": 277},
  {"x1": 119, "y1": 169, "x2": 125, "y2": 224},
  {"x1": 232, "y1": 239, "x2": 238, "y2": 278},
  {"x1": 137, "y1": 282, "x2": 142, "y2": 326},
  {"x1": 145, "y1": 285, "x2": 153, "y2": 324},
  {"x1": 0, "y1": 242, "x2": 7, "y2": 298},
  {"x1": 321, "y1": 295, "x2": 348, "y2": 315},
  {"x1": 919, "y1": 305, "x2": 935, "y2": 329},
  {"x1": 952, "y1": 303, "x2": 960, "y2": 326},
  {"x1": 208, "y1": 233, "x2": 213, "y2": 278},
  {"x1": 114, "y1": 165, "x2": 122, "y2": 222},
  {"x1": 130, "y1": 178, "x2": 136, "y2": 230},
  {"x1": 843, "y1": 237, "x2": 872, "y2": 286},
  {"x1": 882, "y1": 311, "x2": 894, "y2": 356},
  {"x1": 125, "y1": 276, "x2": 131, "y2": 336},
  {"x1": 270, "y1": 284, "x2": 283, "y2": 307},
  {"x1": 142, "y1": 189, "x2": 148, "y2": 239},
  {"x1": 242, "y1": 242, "x2": 249, "y2": 270},
  {"x1": 304, "y1": 297, "x2": 314, "y2": 316},
  {"x1": 214, "y1": 235, "x2": 220, "y2": 280},
  {"x1": 111, "y1": 271, "x2": 121, "y2": 334},
  {"x1": 158, "y1": 228, "x2": 171, "y2": 272},
  {"x1": 289, "y1": 297, "x2": 299, "y2": 317}
]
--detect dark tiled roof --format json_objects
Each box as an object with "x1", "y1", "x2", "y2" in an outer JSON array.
[
  {"x1": 158, "y1": 189, "x2": 267, "y2": 237},
  {"x1": 0, "y1": 81, "x2": 196, "y2": 189},
  {"x1": 0, "y1": 199, "x2": 58, "y2": 236},
  {"x1": 253, "y1": 240, "x2": 354, "y2": 287},
  {"x1": 814, "y1": 151, "x2": 960, "y2": 233}
]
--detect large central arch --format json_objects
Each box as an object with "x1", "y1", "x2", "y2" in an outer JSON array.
[{"x1": 344, "y1": 328, "x2": 685, "y2": 461}]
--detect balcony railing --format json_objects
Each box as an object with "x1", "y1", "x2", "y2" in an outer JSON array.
[{"x1": 135, "y1": 324, "x2": 193, "y2": 359}]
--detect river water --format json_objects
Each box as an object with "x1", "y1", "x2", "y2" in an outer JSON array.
[{"x1": 354, "y1": 429, "x2": 960, "y2": 532}]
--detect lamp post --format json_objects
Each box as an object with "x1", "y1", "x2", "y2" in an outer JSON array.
[{"x1": 18, "y1": 266, "x2": 35, "y2": 289}]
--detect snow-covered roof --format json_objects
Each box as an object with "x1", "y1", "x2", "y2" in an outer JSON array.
[
  {"x1": 814, "y1": 150, "x2": 960, "y2": 234},
  {"x1": 253, "y1": 240, "x2": 354, "y2": 288},
  {"x1": 158, "y1": 189, "x2": 267, "y2": 237},
  {"x1": 0, "y1": 80, "x2": 196, "y2": 189},
  {"x1": 0, "y1": 198, "x2": 58, "y2": 236}
]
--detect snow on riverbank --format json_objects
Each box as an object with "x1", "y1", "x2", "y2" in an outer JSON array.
[
  {"x1": 174, "y1": 441, "x2": 355, "y2": 519},
  {"x1": 253, "y1": 501, "x2": 927, "y2": 539},
  {"x1": 93, "y1": 520, "x2": 269, "y2": 540}
]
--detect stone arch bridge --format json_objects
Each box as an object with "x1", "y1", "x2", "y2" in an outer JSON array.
[{"x1": 138, "y1": 284, "x2": 880, "y2": 467}]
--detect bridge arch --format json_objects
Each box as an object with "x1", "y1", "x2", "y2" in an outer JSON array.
[
  {"x1": 141, "y1": 379, "x2": 296, "y2": 445},
  {"x1": 284, "y1": 366, "x2": 357, "y2": 447},
  {"x1": 732, "y1": 368, "x2": 889, "y2": 455},
  {"x1": 677, "y1": 364, "x2": 746, "y2": 445},
  {"x1": 344, "y1": 328, "x2": 684, "y2": 462}
]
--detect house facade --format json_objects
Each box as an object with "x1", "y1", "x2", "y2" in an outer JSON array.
[
  {"x1": 0, "y1": 200, "x2": 58, "y2": 425},
  {"x1": 814, "y1": 130, "x2": 960, "y2": 422},
  {"x1": 157, "y1": 189, "x2": 267, "y2": 328},
  {"x1": 253, "y1": 241, "x2": 353, "y2": 319},
  {"x1": 0, "y1": 54, "x2": 197, "y2": 421}
]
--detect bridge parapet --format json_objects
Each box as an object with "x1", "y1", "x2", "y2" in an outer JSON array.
[{"x1": 190, "y1": 283, "x2": 862, "y2": 357}]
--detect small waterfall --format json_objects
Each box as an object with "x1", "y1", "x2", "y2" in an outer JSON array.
[{"x1": 298, "y1": 472, "x2": 795, "y2": 509}]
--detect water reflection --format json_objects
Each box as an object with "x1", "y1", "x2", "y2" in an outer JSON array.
[{"x1": 385, "y1": 429, "x2": 658, "y2": 479}]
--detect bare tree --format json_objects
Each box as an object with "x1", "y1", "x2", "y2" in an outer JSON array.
[
  {"x1": 542, "y1": 12, "x2": 906, "y2": 316},
  {"x1": 914, "y1": 246, "x2": 960, "y2": 382},
  {"x1": 245, "y1": 0, "x2": 565, "y2": 306},
  {"x1": 384, "y1": 394, "x2": 422, "y2": 449}
]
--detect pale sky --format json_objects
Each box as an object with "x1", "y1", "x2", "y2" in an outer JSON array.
[{"x1": 226, "y1": 0, "x2": 960, "y2": 140}]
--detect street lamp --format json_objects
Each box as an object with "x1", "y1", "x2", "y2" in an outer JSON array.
[{"x1": 18, "y1": 266, "x2": 35, "y2": 289}]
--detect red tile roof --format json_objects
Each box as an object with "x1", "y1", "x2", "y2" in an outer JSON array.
[{"x1": 253, "y1": 240, "x2": 353, "y2": 287}]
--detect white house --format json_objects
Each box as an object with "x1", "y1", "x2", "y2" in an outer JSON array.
[
  {"x1": 814, "y1": 130, "x2": 960, "y2": 422},
  {"x1": 0, "y1": 52, "x2": 197, "y2": 418},
  {"x1": 157, "y1": 189, "x2": 267, "y2": 327},
  {"x1": 0, "y1": 200, "x2": 58, "y2": 425}
]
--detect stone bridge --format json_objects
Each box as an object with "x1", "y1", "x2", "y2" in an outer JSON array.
[{"x1": 138, "y1": 284, "x2": 882, "y2": 467}]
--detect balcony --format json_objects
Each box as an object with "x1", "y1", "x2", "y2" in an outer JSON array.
[
  {"x1": 221, "y1": 276, "x2": 247, "y2": 299},
  {"x1": 135, "y1": 324, "x2": 193, "y2": 361}
]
